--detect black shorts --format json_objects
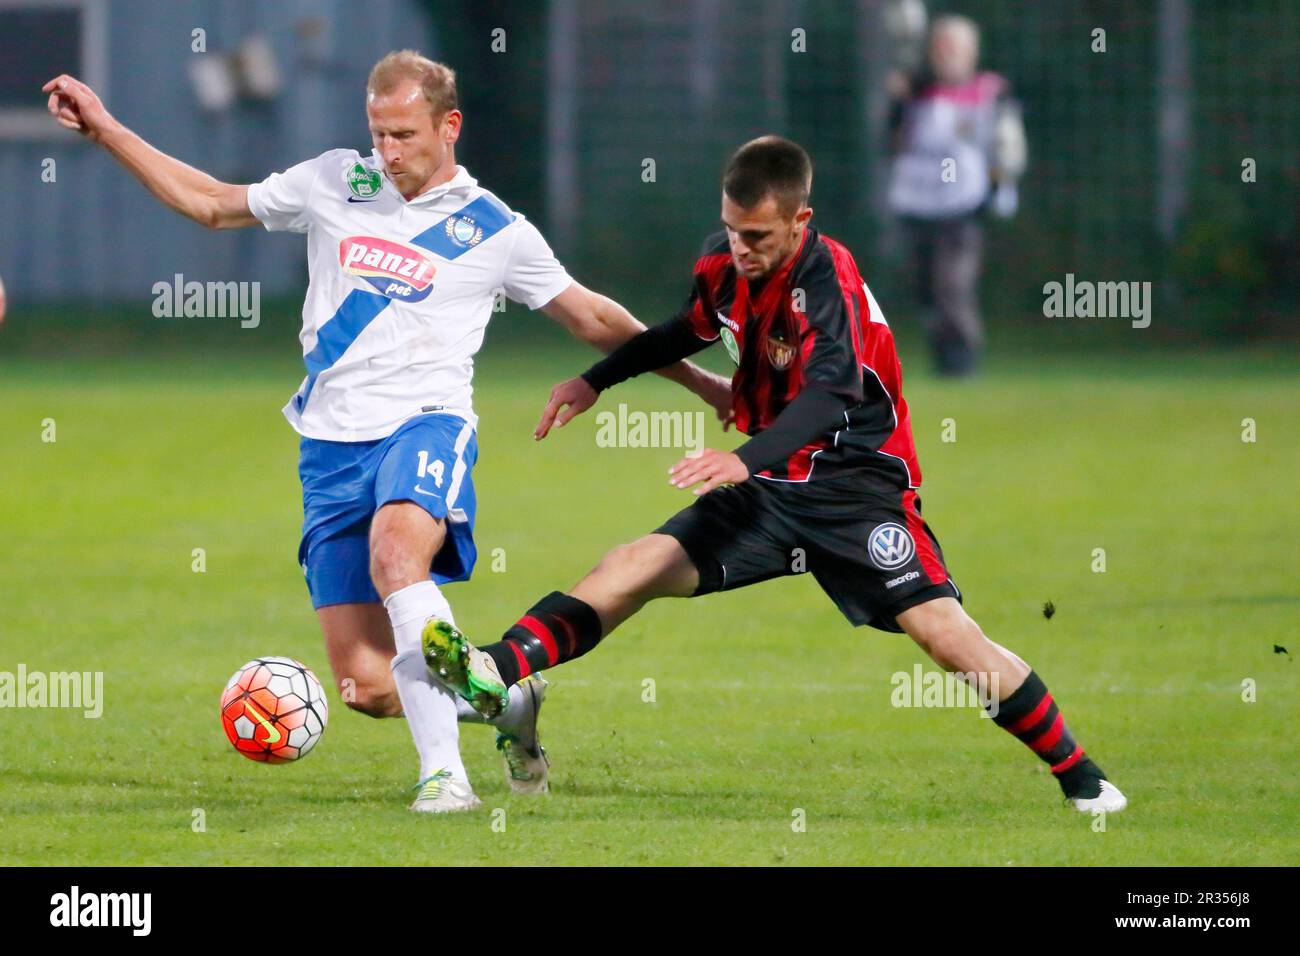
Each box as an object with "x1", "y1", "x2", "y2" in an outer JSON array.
[{"x1": 655, "y1": 473, "x2": 961, "y2": 632}]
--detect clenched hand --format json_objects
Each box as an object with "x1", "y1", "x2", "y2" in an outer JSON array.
[{"x1": 43, "y1": 75, "x2": 118, "y2": 141}]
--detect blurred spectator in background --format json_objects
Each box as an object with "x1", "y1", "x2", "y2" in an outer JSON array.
[{"x1": 886, "y1": 13, "x2": 1026, "y2": 377}]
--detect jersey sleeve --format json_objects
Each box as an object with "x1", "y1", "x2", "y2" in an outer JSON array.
[
  {"x1": 733, "y1": 387, "x2": 852, "y2": 475},
  {"x1": 246, "y1": 154, "x2": 328, "y2": 234},
  {"x1": 672, "y1": 272, "x2": 721, "y2": 341},
  {"x1": 581, "y1": 316, "x2": 713, "y2": 393},
  {"x1": 659, "y1": 232, "x2": 732, "y2": 340},
  {"x1": 500, "y1": 219, "x2": 574, "y2": 310},
  {"x1": 795, "y1": 251, "x2": 865, "y2": 403}
]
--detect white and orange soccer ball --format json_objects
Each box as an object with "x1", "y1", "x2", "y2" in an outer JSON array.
[{"x1": 221, "y1": 657, "x2": 328, "y2": 763}]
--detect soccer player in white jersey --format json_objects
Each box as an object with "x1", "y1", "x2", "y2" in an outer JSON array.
[{"x1": 44, "y1": 51, "x2": 729, "y2": 812}]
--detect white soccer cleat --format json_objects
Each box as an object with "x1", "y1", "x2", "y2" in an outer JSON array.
[
  {"x1": 409, "y1": 769, "x2": 482, "y2": 814},
  {"x1": 1068, "y1": 779, "x2": 1128, "y2": 814},
  {"x1": 495, "y1": 674, "x2": 550, "y2": 795}
]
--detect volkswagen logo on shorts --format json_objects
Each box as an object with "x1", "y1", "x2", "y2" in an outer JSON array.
[{"x1": 868, "y1": 522, "x2": 915, "y2": 570}]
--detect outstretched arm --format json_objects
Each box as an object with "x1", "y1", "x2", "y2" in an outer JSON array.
[
  {"x1": 43, "y1": 74, "x2": 256, "y2": 230},
  {"x1": 541, "y1": 282, "x2": 731, "y2": 423},
  {"x1": 533, "y1": 314, "x2": 716, "y2": 440}
]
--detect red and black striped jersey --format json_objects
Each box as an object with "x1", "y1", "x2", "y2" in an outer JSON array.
[{"x1": 677, "y1": 227, "x2": 922, "y2": 488}]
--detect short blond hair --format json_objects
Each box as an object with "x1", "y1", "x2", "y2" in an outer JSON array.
[{"x1": 367, "y1": 50, "x2": 458, "y2": 117}]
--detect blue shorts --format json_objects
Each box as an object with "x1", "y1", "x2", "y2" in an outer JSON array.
[{"x1": 297, "y1": 412, "x2": 479, "y2": 609}]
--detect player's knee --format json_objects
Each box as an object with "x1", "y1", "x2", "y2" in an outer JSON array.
[
  {"x1": 368, "y1": 539, "x2": 406, "y2": 594},
  {"x1": 921, "y1": 630, "x2": 962, "y2": 670},
  {"x1": 368, "y1": 534, "x2": 433, "y2": 595},
  {"x1": 591, "y1": 539, "x2": 661, "y2": 598},
  {"x1": 343, "y1": 680, "x2": 401, "y2": 719},
  {"x1": 922, "y1": 619, "x2": 987, "y2": 671},
  {"x1": 368, "y1": 507, "x2": 445, "y2": 594},
  {"x1": 591, "y1": 541, "x2": 635, "y2": 579},
  {"x1": 903, "y1": 600, "x2": 982, "y2": 666}
]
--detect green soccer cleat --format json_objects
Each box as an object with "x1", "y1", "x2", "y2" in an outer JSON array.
[
  {"x1": 495, "y1": 674, "x2": 550, "y2": 795},
  {"x1": 422, "y1": 617, "x2": 509, "y2": 719}
]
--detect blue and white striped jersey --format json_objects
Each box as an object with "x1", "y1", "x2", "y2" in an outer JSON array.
[{"x1": 248, "y1": 148, "x2": 572, "y2": 441}]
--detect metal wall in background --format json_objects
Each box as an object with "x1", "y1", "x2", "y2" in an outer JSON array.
[{"x1": 0, "y1": 0, "x2": 435, "y2": 303}]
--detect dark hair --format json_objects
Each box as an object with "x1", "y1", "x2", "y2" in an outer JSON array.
[{"x1": 722, "y1": 136, "x2": 813, "y2": 215}]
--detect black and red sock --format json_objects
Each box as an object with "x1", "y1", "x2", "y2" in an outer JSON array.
[
  {"x1": 990, "y1": 670, "x2": 1107, "y2": 798},
  {"x1": 483, "y1": 591, "x2": 604, "y2": 687}
]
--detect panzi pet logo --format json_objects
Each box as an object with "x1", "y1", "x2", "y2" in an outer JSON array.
[
  {"x1": 346, "y1": 162, "x2": 383, "y2": 200},
  {"x1": 339, "y1": 236, "x2": 436, "y2": 301},
  {"x1": 444, "y1": 215, "x2": 484, "y2": 248}
]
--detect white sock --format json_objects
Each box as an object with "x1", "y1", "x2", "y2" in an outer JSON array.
[
  {"x1": 384, "y1": 581, "x2": 468, "y2": 782},
  {"x1": 454, "y1": 684, "x2": 527, "y2": 727}
]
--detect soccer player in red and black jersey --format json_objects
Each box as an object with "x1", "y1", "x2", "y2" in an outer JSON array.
[{"x1": 424, "y1": 136, "x2": 1127, "y2": 814}]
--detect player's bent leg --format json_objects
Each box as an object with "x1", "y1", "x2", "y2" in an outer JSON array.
[
  {"x1": 896, "y1": 596, "x2": 1127, "y2": 814},
  {"x1": 425, "y1": 534, "x2": 699, "y2": 718},
  {"x1": 571, "y1": 533, "x2": 701, "y2": 632},
  {"x1": 317, "y1": 602, "x2": 402, "y2": 718},
  {"x1": 371, "y1": 501, "x2": 480, "y2": 812},
  {"x1": 895, "y1": 597, "x2": 1029, "y2": 689}
]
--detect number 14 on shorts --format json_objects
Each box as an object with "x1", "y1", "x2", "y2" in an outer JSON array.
[{"x1": 417, "y1": 450, "x2": 445, "y2": 487}]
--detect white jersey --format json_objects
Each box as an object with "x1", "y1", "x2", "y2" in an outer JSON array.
[
  {"x1": 247, "y1": 149, "x2": 572, "y2": 441},
  {"x1": 887, "y1": 73, "x2": 1007, "y2": 220}
]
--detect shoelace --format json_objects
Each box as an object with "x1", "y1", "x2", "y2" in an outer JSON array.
[
  {"x1": 412, "y1": 769, "x2": 453, "y2": 798},
  {"x1": 495, "y1": 733, "x2": 535, "y2": 780}
]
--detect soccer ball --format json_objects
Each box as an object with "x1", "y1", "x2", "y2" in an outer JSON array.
[{"x1": 220, "y1": 657, "x2": 328, "y2": 763}]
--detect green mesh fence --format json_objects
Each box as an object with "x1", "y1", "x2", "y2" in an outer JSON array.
[{"x1": 546, "y1": 0, "x2": 1297, "y2": 340}]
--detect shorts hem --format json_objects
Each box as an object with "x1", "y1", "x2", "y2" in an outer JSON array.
[
  {"x1": 652, "y1": 525, "x2": 720, "y2": 596},
  {"x1": 856, "y1": 579, "x2": 962, "y2": 633},
  {"x1": 311, "y1": 594, "x2": 383, "y2": 611}
]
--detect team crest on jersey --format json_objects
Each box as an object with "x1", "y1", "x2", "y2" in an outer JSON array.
[
  {"x1": 339, "y1": 236, "x2": 437, "y2": 301},
  {"x1": 444, "y1": 215, "x2": 484, "y2": 248},
  {"x1": 345, "y1": 163, "x2": 383, "y2": 200},
  {"x1": 868, "y1": 522, "x2": 915, "y2": 570},
  {"x1": 766, "y1": 331, "x2": 797, "y2": 371}
]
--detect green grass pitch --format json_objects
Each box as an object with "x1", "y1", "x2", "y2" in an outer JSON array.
[{"x1": 0, "y1": 328, "x2": 1296, "y2": 865}]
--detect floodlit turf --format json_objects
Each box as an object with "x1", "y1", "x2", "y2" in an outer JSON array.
[{"x1": 0, "y1": 331, "x2": 1296, "y2": 866}]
